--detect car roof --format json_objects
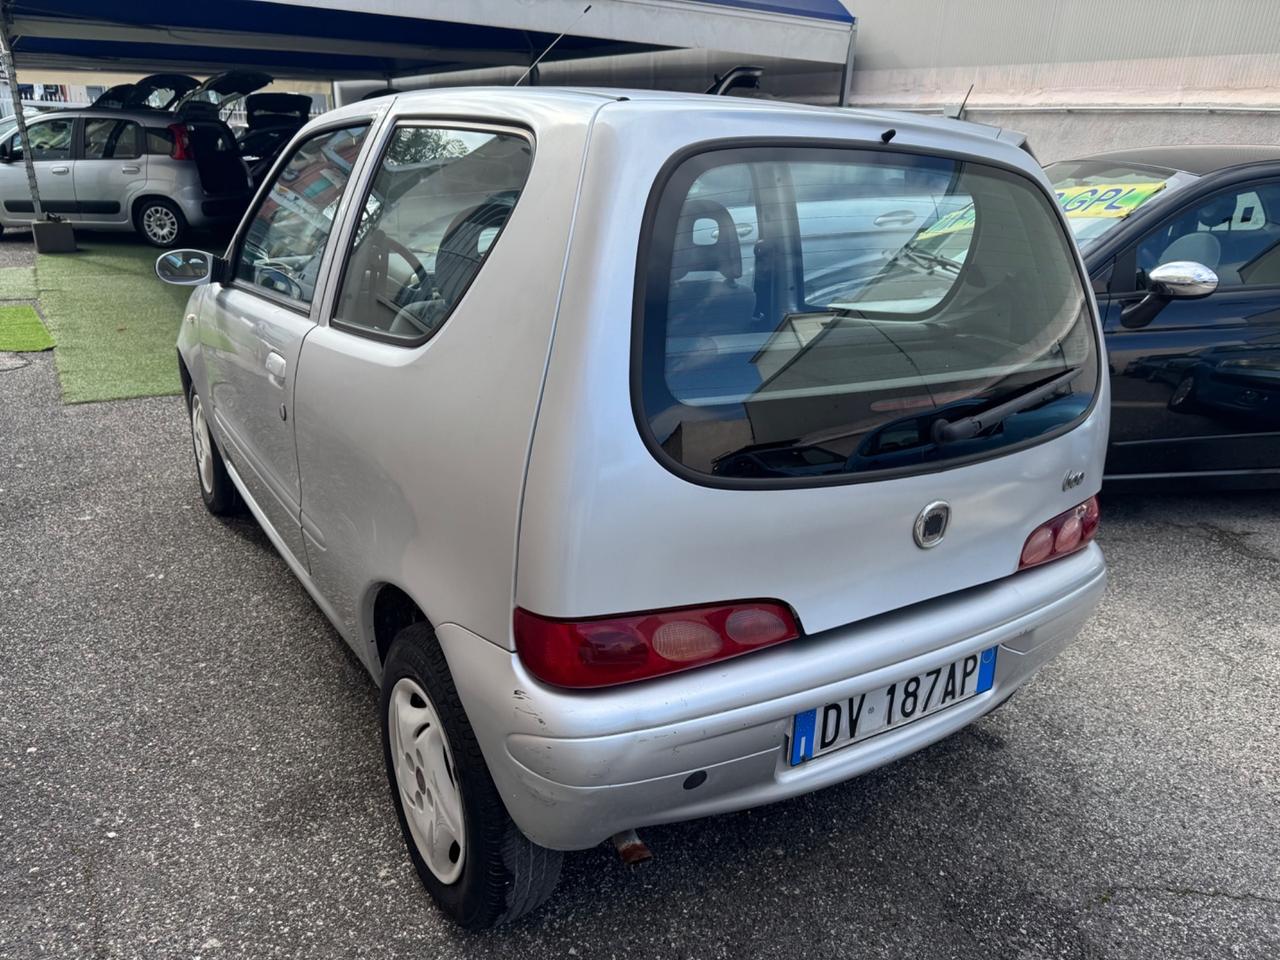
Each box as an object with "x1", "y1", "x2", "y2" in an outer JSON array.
[
  {"x1": 326, "y1": 86, "x2": 1022, "y2": 155},
  {"x1": 1070, "y1": 144, "x2": 1280, "y2": 177}
]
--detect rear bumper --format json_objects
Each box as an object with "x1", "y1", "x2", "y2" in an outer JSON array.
[{"x1": 438, "y1": 544, "x2": 1106, "y2": 851}]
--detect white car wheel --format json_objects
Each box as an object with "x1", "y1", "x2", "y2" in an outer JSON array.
[
  {"x1": 388, "y1": 677, "x2": 466, "y2": 884},
  {"x1": 190, "y1": 394, "x2": 214, "y2": 495}
]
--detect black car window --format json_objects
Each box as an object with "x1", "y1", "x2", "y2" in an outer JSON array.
[
  {"x1": 1136, "y1": 181, "x2": 1280, "y2": 288},
  {"x1": 83, "y1": 119, "x2": 142, "y2": 160},
  {"x1": 8, "y1": 118, "x2": 74, "y2": 162},
  {"x1": 638, "y1": 146, "x2": 1098, "y2": 484},
  {"x1": 332, "y1": 124, "x2": 533, "y2": 344},
  {"x1": 234, "y1": 124, "x2": 369, "y2": 307}
]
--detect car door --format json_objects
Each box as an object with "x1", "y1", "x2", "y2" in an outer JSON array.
[
  {"x1": 203, "y1": 122, "x2": 371, "y2": 564},
  {"x1": 73, "y1": 117, "x2": 145, "y2": 225},
  {"x1": 291, "y1": 120, "x2": 536, "y2": 652},
  {"x1": 1102, "y1": 178, "x2": 1280, "y2": 478},
  {"x1": 0, "y1": 116, "x2": 78, "y2": 223}
]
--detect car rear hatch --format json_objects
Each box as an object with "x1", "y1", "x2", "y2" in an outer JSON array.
[
  {"x1": 174, "y1": 70, "x2": 272, "y2": 117},
  {"x1": 516, "y1": 114, "x2": 1108, "y2": 654},
  {"x1": 91, "y1": 74, "x2": 197, "y2": 110},
  {"x1": 243, "y1": 93, "x2": 311, "y2": 132}
]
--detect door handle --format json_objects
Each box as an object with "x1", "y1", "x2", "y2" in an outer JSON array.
[
  {"x1": 264, "y1": 351, "x2": 287, "y2": 381},
  {"x1": 120, "y1": 164, "x2": 140, "y2": 174},
  {"x1": 51, "y1": 165, "x2": 70, "y2": 175},
  {"x1": 874, "y1": 210, "x2": 917, "y2": 227}
]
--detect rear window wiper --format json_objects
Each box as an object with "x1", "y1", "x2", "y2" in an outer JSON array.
[
  {"x1": 893, "y1": 247, "x2": 961, "y2": 275},
  {"x1": 932, "y1": 367, "x2": 1083, "y2": 443}
]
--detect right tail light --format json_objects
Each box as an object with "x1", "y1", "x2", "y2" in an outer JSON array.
[
  {"x1": 1019, "y1": 496, "x2": 1100, "y2": 570},
  {"x1": 167, "y1": 123, "x2": 192, "y2": 161}
]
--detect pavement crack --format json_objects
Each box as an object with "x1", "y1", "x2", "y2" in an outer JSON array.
[
  {"x1": 1095, "y1": 884, "x2": 1280, "y2": 909},
  {"x1": 1162, "y1": 519, "x2": 1279, "y2": 564}
]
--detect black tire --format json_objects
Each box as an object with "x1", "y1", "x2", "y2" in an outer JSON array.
[
  {"x1": 381, "y1": 622, "x2": 562, "y2": 929},
  {"x1": 1168, "y1": 373, "x2": 1200, "y2": 413},
  {"x1": 136, "y1": 197, "x2": 188, "y2": 248},
  {"x1": 185, "y1": 386, "x2": 239, "y2": 516}
]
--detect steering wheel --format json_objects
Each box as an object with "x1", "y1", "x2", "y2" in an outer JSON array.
[{"x1": 383, "y1": 236, "x2": 431, "y2": 294}]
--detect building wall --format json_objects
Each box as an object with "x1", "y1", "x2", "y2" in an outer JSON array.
[{"x1": 844, "y1": 0, "x2": 1280, "y2": 161}]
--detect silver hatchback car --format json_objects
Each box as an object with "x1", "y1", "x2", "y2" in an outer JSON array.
[
  {"x1": 0, "y1": 108, "x2": 250, "y2": 246},
  {"x1": 157, "y1": 88, "x2": 1109, "y2": 928}
]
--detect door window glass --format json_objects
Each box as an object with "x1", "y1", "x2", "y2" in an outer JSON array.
[
  {"x1": 235, "y1": 124, "x2": 369, "y2": 305},
  {"x1": 83, "y1": 119, "x2": 142, "y2": 160},
  {"x1": 333, "y1": 125, "x2": 533, "y2": 342},
  {"x1": 9, "y1": 118, "x2": 73, "y2": 162},
  {"x1": 1136, "y1": 182, "x2": 1280, "y2": 288}
]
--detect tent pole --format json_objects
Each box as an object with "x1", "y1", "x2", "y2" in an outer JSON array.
[{"x1": 0, "y1": 2, "x2": 43, "y2": 220}]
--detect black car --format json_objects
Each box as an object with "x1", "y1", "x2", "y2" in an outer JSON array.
[{"x1": 1047, "y1": 145, "x2": 1280, "y2": 488}]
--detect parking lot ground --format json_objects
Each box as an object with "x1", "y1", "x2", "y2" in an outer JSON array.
[{"x1": 1, "y1": 350, "x2": 1277, "y2": 960}]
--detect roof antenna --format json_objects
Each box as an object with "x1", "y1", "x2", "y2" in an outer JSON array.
[
  {"x1": 947, "y1": 83, "x2": 975, "y2": 120},
  {"x1": 515, "y1": 5, "x2": 592, "y2": 86}
]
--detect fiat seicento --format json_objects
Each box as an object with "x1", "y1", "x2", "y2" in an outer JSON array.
[{"x1": 157, "y1": 88, "x2": 1108, "y2": 928}]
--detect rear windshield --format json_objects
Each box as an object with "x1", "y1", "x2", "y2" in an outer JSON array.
[
  {"x1": 636, "y1": 146, "x2": 1099, "y2": 483},
  {"x1": 1045, "y1": 160, "x2": 1197, "y2": 250}
]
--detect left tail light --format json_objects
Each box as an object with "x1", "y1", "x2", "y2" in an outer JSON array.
[
  {"x1": 514, "y1": 600, "x2": 801, "y2": 689},
  {"x1": 1019, "y1": 496, "x2": 1100, "y2": 570}
]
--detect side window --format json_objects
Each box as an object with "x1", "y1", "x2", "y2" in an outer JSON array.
[
  {"x1": 145, "y1": 127, "x2": 174, "y2": 156},
  {"x1": 1136, "y1": 182, "x2": 1280, "y2": 288},
  {"x1": 12, "y1": 118, "x2": 74, "y2": 162},
  {"x1": 83, "y1": 119, "x2": 142, "y2": 160},
  {"x1": 234, "y1": 124, "x2": 369, "y2": 306},
  {"x1": 333, "y1": 124, "x2": 533, "y2": 342}
]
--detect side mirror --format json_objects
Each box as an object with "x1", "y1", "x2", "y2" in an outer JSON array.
[
  {"x1": 155, "y1": 249, "x2": 220, "y2": 286},
  {"x1": 1120, "y1": 260, "x2": 1218, "y2": 329}
]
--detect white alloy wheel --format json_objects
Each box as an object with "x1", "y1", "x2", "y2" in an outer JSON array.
[
  {"x1": 142, "y1": 203, "x2": 179, "y2": 245},
  {"x1": 190, "y1": 394, "x2": 214, "y2": 494},
  {"x1": 389, "y1": 677, "x2": 467, "y2": 884}
]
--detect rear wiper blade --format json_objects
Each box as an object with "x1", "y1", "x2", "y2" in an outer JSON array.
[
  {"x1": 932, "y1": 367, "x2": 1083, "y2": 443},
  {"x1": 894, "y1": 247, "x2": 961, "y2": 274}
]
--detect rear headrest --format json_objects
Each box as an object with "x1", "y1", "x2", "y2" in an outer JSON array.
[{"x1": 671, "y1": 198, "x2": 743, "y2": 282}]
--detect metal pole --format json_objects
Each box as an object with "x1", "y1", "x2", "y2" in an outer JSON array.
[
  {"x1": 0, "y1": 3, "x2": 43, "y2": 220},
  {"x1": 838, "y1": 22, "x2": 857, "y2": 107}
]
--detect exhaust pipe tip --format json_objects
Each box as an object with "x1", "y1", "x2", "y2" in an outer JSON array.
[{"x1": 609, "y1": 829, "x2": 653, "y2": 866}]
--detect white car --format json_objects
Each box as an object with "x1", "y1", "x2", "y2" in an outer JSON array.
[{"x1": 157, "y1": 88, "x2": 1109, "y2": 928}]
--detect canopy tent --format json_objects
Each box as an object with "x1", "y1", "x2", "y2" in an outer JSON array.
[{"x1": 1, "y1": 0, "x2": 855, "y2": 80}]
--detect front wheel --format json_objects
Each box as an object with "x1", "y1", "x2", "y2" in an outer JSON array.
[
  {"x1": 187, "y1": 388, "x2": 239, "y2": 515},
  {"x1": 381, "y1": 623, "x2": 562, "y2": 928},
  {"x1": 1168, "y1": 373, "x2": 1200, "y2": 413},
  {"x1": 137, "y1": 198, "x2": 187, "y2": 248}
]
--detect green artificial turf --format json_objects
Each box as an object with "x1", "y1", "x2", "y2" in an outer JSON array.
[
  {"x1": 36, "y1": 238, "x2": 191, "y2": 403},
  {"x1": 0, "y1": 304, "x2": 54, "y2": 352},
  {"x1": 0, "y1": 265, "x2": 38, "y2": 301}
]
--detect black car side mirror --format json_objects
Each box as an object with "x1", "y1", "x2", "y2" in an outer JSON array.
[{"x1": 1120, "y1": 260, "x2": 1218, "y2": 329}]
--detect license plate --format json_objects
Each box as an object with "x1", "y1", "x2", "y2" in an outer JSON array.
[{"x1": 789, "y1": 647, "x2": 997, "y2": 766}]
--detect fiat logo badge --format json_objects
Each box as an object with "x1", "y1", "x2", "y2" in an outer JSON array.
[{"x1": 913, "y1": 501, "x2": 951, "y2": 549}]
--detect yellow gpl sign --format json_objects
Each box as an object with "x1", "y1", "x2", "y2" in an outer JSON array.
[{"x1": 1054, "y1": 182, "x2": 1167, "y2": 219}]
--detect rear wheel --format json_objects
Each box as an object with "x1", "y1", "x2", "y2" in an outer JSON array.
[
  {"x1": 137, "y1": 198, "x2": 187, "y2": 248},
  {"x1": 381, "y1": 622, "x2": 562, "y2": 928}
]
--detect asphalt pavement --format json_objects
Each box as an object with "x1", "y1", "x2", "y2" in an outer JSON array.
[{"x1": 1, "y1": 350, "x2": 1277, "y2": 959}]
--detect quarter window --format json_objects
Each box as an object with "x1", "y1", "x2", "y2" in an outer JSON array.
[
  {"x1": 1136, "y1": 182, "x2": 1280, "y2": 288},
  {"x1": 235, "y1": 124, "x2": 369, "y2": 306},
  {"x1": 83, "y1": 119, "x2": 142, "y2": 160},
  {"x1": 333, "y1": 124, "x2": 533, "y2": 342}
]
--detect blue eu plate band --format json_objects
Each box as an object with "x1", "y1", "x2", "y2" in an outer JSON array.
[{"x1": 790, "y1": 708, "x2": 817, "y2": 765}]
